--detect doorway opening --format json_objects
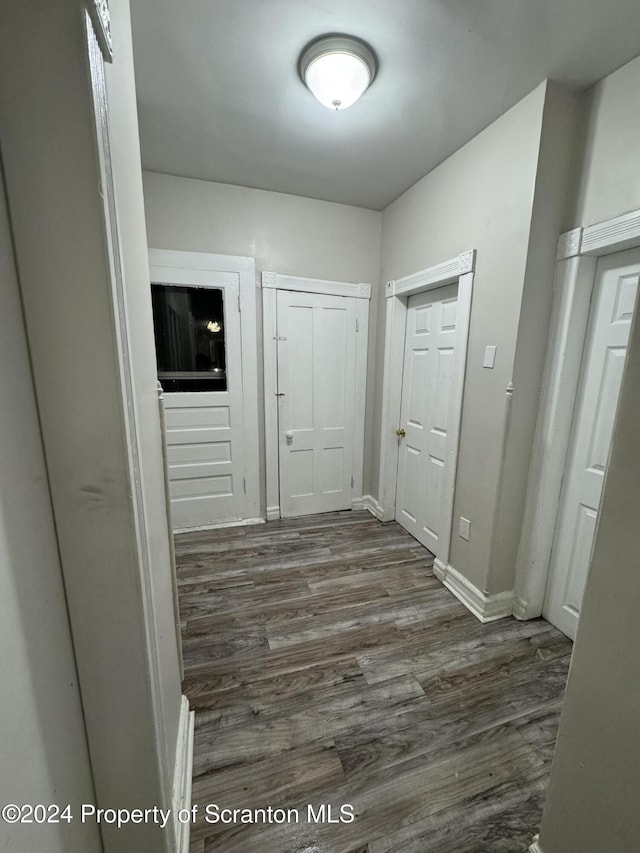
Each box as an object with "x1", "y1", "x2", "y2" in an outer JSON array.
[
  {"x1": 516, "y1": 209, "x2": 640, "y2": 637},
  {"x1": 376, "y1": 251, "x2": 475, "y2": 569},
  {"x1": 544, "y1": 249, "x2": 639, "y2": 638},
  {"x1": 262, "y1": 272, "x2": 371, "y2": 520}
]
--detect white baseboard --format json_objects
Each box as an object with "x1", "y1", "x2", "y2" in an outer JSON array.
[
  {"x1": 512, "y1": 594, "x2": 529, "y2": 620},
  {"x1": 173, "y1": 695, "x2": 195, "y2": 853},
  {"x1": 359, "y1": 495, "x2": 395, "y2": 522},
  {"x1": 358, "y1": 495, "x2": 383, "y2": 518},
  {"x1": 529, "y1": 835, "x2": 543, "y2": 853},
  {"x1": 174, "y1": 517, "x2": 265, "y2": 534},
  {"x1": 269, "y1": 498, "x2": 388, "y2": 520},
  {"x1": 432, "y1": 558, "x2": 447, "y2": 581},
  {"x1": 434, "y1": 558, "x2": 514, "y2": 623},
  {"x1": 496, "y1": 590, "x2": 545, "y2": 622}
]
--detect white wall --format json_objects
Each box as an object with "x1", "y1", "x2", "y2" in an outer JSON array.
[
  {"x1": 0, "y1": 168, "x2": 100, "y2": 852},
  {"x1": 142, "y1": 173, "x2": 382, "y2": 499},
  {"x1": 572, "y1": 54, "x2": 640, "y2": 228},
  {"x1": 488, "y1": 83, "x2": 583, "y2": 593},
  {"x1": 378, "y1": 84, "x2": 547, "y2": 592},
  {"x1": 143, "y1": 173, "x2": 381, "y2": 283},
  {"x1": 0, "y1": 3, "x2": 183, "y2": 851}
]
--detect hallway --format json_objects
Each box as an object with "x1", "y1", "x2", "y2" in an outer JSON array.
[{"x1": 176, "y1": 512, "x2": 571, "y2": 853}]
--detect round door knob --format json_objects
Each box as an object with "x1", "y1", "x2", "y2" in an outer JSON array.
[{"x1": 396, "y1": 428, "x2": 406, "y2": 438}]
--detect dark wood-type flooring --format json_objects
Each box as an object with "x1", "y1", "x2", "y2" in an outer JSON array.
[{"x1": 175, "y1": 511, "x2": 572, "y2": 853}]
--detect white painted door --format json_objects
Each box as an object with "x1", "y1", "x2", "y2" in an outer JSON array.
[
  {"x1": 544, "y1": 249, "x2": 640, "y2": 639},
  {"x1": 276, "y1": 290, "x2": 358, "y2": 517},
  {"x1": 395, "y1": 283, "x2": 459, "y2": 559},
  {"x1": 150, "y1": 253, "x2": 255, "y2": 529}
]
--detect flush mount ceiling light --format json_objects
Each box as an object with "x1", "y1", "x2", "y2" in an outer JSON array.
[{"x1": 300, "y1": 35, "x2": 377, "y2": 111}]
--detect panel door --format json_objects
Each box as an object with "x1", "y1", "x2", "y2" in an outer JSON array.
[
  {"x1": 395, "y1": 283, "x2": 459, "y2": 558},
  {"x1": 544, "y1": 249, "x2": 640, "y2": 639},
  {"x1": 152, "y1": 267, "x2": 248, "y2": 528},
  {"x1": 276, "y1": 290, "x2": 358, "y2": 517}
]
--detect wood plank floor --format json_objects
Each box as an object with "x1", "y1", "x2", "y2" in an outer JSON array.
[{"x1": 175, "y1": 511, "x2": 572, "y2": 853}]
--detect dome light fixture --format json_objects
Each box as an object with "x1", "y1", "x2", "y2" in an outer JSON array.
[{"x1": 300, "y1": 35, "x2": 377, "y2": 111}]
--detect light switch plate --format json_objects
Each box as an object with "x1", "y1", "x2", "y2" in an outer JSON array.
[
  {"x1": 459, "y1": 517, "x2": 471, "y2": 541},
  {"x1": 483, "y1": 345, "x2": 497, "y2": 368}
]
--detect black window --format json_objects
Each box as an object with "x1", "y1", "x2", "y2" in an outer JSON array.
[{"x1": 151, "y1": 284, "x2": 227, "y2": 392}]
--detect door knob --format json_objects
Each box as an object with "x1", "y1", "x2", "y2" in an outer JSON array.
[
  {"x1": 396, "y1": 428, "x2": 406, "y2": 438},
  {"x1": 285, "y1": 431, "x2": 294, "y2": 445}
]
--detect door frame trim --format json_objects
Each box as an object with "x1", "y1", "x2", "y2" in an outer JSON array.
[
  {"x1": 262, "y1": 272, "x2": 371, "y2": 521},
  {"x1": 376, "y1": 250, "x2": 476, "y2": 567},
  {"x1": 148, "y1": 248, "x2": 261, "y2": 523},
  {"x1": 514, "y1": 207, "x2": 640, "y2": 620}
]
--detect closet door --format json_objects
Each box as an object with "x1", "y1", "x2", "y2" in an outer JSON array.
[{"x1": 544, "y1": 249, "x2": 640, "y2": 639}]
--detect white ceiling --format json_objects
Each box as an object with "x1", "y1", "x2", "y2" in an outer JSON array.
[{"x1": 130, "y1": 0, "x2": 640, "y2": 211}]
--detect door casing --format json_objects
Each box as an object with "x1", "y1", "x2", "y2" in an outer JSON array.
[
  {"x1": 262, "y1": 272, "x2": 371, "y2": 521},
  {"x1": 542, "y1": 250, "x2": 639, "y2": 638},
  {"x1": 515, "y1": 208, "x2": 640, "y2": 622},
  {"x1": 376, "y1": 251, "x2": 476, "y2": 569},
  {"x1": 395, "y1": 282, "x2": 461, "y2": 559}
]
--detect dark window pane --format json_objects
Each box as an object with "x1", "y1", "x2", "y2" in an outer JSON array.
[{"x1": 151, "y1": 284, "x2": 227, "y2": 392}]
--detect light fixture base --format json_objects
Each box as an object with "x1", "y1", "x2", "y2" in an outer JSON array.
[{"x1": 299, "y1": 34, "x2": 377, "y2": 111}]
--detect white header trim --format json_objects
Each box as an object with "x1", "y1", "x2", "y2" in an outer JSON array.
[
  {"x1": 262, "y1": 271, "x2": 371, "y2": 300},
  {"x1": 557, "y1": 209, "x2": 640, "y2": 260},
  {"x1": 386, "y1": 250, "x2": 476, "y2": 298}
]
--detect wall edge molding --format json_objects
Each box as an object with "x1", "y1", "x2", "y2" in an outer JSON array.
[
  {"x1": 359, "y1": 495, "x2": 394, "y2": 521},
  {"x1": 512, "y1": 594, "x2": 530, "y2": 620},
  {"x1": 87, "y1": 0, "x2": 113, "y2": 63},
  {"x1": 434, "y1": 559, "x2": 513, "y2": 623},
  {"x1": 172, "y1": 696, "x2": 195, "y2": 853}
]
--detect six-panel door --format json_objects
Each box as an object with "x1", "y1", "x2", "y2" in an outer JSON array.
[
  {"x1": 544, "y1": 249, "x2": 640, "y2": 638},
  {"x1": 395, "y1": 283, "x2": 459, "y2": 559}
]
